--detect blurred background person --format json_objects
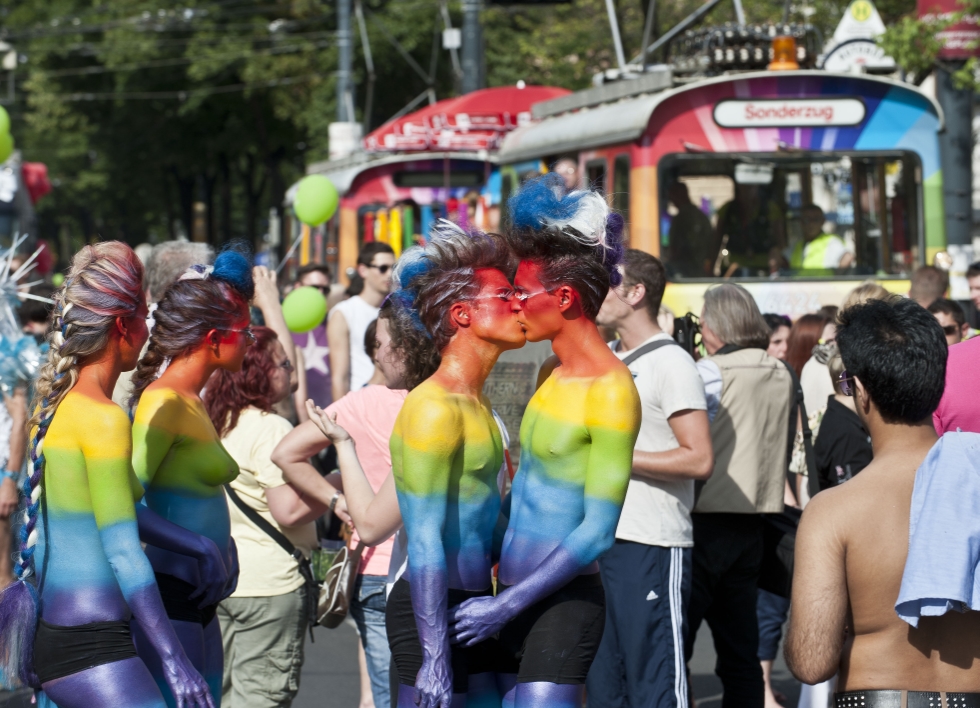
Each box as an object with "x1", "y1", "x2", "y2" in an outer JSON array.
[
  {"x1": 814, "y1": 355, "x2": 873, "y2": 491},
  {"x1": 909, "y1": 265, "x2": 948, "y2": 309},
  {"x1": 328, "y1": 243, "x2": 394, "y2": 401},
  {"x1": 927, "y1": 298, "x2": 969, "y2": 346},
  {"x1": 666, "y1": 182, "x2": 713, "y2": 278},
  {"x1": 552, "y1": 157, "x2": 580, "y2": 190},
  {"x1": 763, "y1": 313, "x2": 791, "y2": 361},
  {"x1": 290, "y1": 264, "x2": 337, "y2": 424},
  {"x1": 205, "y1": 325, "x2": 332, "y2": 708},
  {"x1": 18, "y1": 283, "x2": 54, "y2": 344},
  {"x1": 967, "y1": 261, "x2": 980, "y2": 326},
  {"x1": 689, "y1": 283, "x2": 793, "y2": 707},
  {"x1": 800, "y1": 316, "x2": 837, "y2": 420},
  {"x1": 785, "y1": 314, "x2": 827, "y2": 381},
  {"x1": 591, "y1": 250, "x2": 713, "y2": 708}
]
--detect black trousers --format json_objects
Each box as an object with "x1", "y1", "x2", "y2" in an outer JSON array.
[{"x1": 685, "y1": 513, "x2": 765, "y2": 708}]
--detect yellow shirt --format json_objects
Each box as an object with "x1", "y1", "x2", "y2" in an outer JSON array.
[{"x1": 222, "y1": 408, "x2": 316, "y2": 597}]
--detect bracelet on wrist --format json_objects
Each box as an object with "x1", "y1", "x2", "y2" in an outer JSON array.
[
  {"x1": 0, "y1": 470, "x2": 17, "y2": 483},
  {"x1": 329, "y1": 490, "x2": 341, "y2": 512}
]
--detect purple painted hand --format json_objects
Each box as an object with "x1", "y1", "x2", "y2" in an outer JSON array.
[
  {"x1": 413, "y1": 654, "x2": 453, "y2": 708},
  {"x1": 163, "y1": 651, "x2": 216, "y2": 708},
  {"x1": 448, "y1": 595, "x2": 509, "y2": 647},
  {"x1": 188, "y1": 536, "x2": 230, "y2": 609}
]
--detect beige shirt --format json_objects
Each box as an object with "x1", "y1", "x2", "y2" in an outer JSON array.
[
  {"x1": 223, "y1": 408, "x2": 316, "y2": 597},
  {"x1": 695, "y1": 348, "x2": 793, "y2": 514}
]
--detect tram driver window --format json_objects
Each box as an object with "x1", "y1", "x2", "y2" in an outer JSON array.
[{"x1": 658, "y1": 153, "x2": 920, "y2": 280}]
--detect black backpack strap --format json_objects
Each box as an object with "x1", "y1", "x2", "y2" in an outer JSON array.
[
  {"x1": 779, "y1": 361, "x2": 819, "y2": 500},
  {"x1": 621, "y1": 338, "x2": 679, "y2": 367},
  {"x1": 225, "y1": 484, "x2": 303, "y2": 563},
  {"x1": 225, "y1": 484, "x2": 319, "y2": 640}
]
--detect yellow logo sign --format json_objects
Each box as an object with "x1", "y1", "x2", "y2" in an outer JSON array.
[{"x1": 850, "y1": 0, "x2": 873, "y2": 21}]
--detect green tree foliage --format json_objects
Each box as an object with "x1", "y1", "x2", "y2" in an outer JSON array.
[{"x1": 0, "y1": 0, "x2": 917, "y2": 254}]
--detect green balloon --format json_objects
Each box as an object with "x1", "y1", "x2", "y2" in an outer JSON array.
[
  {"x1": 0, "y1": 106, "x2": 8, "y2": 135},
  {"x1": 0, "y1": 132, "x2": 13, "y2": 164},
  {"x1": 294, "y1": 175, "x2": 339, "y2": 226},
  {"x1": 282, "y1": 286, "x2": 328, "y2": 334}
]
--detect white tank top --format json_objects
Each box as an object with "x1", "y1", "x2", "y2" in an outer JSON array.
[{"x1": 329, "y1": 296, "x2": 380, "y2": 392}]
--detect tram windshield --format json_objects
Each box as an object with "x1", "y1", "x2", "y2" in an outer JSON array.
[{"x1": 658, "y1": 152, "x2": 922, "y2": 280}]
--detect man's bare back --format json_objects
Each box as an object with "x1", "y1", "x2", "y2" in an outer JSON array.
[{"x1": 789, "y1": 436, "x2": 980, "y2": 691}]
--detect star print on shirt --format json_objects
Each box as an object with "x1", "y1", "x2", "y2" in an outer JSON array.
[{"x1": 301, "y1": 331, "x2": 330, "y2": 375}]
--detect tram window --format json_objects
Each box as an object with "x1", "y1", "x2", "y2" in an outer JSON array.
[
  {"x1": 393, "y1": 171, "x2": 484, "y2": 188},
  {"x1": 586, "y1": 159, "x2": 607, "y2": 195},
  {"x1": 612, "y1": 154, "x2": 630, "y2": 229},
  {"x1": 656, "y1": 152, "x2": 920, "y2": 280}
]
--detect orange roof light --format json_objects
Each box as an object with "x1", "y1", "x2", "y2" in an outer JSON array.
[{"x1": 768, "y1": 36, "x2": 799, "y2": 71}]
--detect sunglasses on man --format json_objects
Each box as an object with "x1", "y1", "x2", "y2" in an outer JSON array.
[{"x1": 366, "y1": 263, "x2": 392, "y2": 275}]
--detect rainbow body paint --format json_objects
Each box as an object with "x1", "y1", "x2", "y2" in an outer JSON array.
[
  {"x1": 35, "y1": 392, "x2": 171, "y2": 707},
  {"x1": 499, "y1": 368, "x2": 640, "y2": 583},
  {"x1": 131, "y1": 387, "x2": 238, "y2": 703}
]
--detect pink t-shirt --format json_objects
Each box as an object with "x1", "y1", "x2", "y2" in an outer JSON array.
[
  {"x1": 325, "y1": 385, "x2": 408, "y2": 576},
  {"x1": 933, "y1": 336, "x2": 980, "y2": 436}
]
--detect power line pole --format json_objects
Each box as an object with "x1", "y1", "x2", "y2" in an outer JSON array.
[
  {"x1": 337, "y1": 0, "x2": 353, "y2": 121},
  {"x1": 461, "y1": 0, "x2": 483, "y2": 94}
]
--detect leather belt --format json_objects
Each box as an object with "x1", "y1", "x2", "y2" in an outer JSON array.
[{"x1": 836, "y1": 690, "x2": 980, "y2": 708}]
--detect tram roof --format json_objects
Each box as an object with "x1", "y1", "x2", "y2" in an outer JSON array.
[
  {"x1": 498, "y1": 70, "x2": 943, "y2": 164},
  {"x1": 287, "y1": 150, "x2": 497, "y2": 204}
]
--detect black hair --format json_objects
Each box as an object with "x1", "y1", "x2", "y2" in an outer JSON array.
[
  {"x1": 19, "y1": 284, "x2": 56, "y2": 324},
  {"x1": 364, "y1": 318, "x2": 378, "y2": 360},
  {"x1": 927, "y1": 297, "x2": 966, "y2": 328},
  {"x1": 622, "y1": 249, "x2": 667, "y2": 320},
  {"x1": 296, "y1": 264, "x2": 332, "y2": 283},
  {"x1": 762, "y1": 313, "x2": 792, "y2": 333},
  {"x1": 967, "y1": 261, "x2": 980, "y2": 279},
  {"x1": 357, "y1": 241, "x2": 395, "y2": 267},
  {"x1": 837, "y1": 297, "x2": 947, "y2": 424}
]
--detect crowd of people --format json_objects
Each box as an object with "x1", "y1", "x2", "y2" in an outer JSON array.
[{"x1": 0, "y1": 172, "x2": 979, "y2": 708}]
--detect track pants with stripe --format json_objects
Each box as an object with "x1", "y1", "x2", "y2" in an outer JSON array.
[{"x1": 587, "y1": 541, "x2": 691, "y2": 708}]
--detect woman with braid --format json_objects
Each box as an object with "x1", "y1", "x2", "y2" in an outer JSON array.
[
  {"x1": 0, "y1": 242, "x2": 214, "y2": 707},
  {"x1": 128, "y1": 250, "x2": 254, "y2": 706}
]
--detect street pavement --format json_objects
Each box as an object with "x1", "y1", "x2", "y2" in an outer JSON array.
[
  {"x1": 293, "y1": 620, "x2": 803, "y2": 708},
  {"x1": 0, "y1": 618, "x2": 802, "y2": 707}
]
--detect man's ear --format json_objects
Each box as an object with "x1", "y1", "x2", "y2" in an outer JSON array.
[
  {"x1": 449, "y1": 301, "x2": 471, "y2": 329},
  {"x1": 626, "y1": 283, "x2": 647, "y2": 309},
  {"x1": 855, "y1": 378, "x2": 872, "y2": 415},
  {"x1": 554, "y1": 285, "x2": 577, "y2": 314}
]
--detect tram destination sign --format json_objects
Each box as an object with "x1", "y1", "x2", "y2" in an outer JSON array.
[{"x1": 713, "y1": 98, "x2": 866, "y2": 128}]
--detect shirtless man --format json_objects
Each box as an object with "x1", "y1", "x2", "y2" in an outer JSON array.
[
  {"x1": 387, "y1": 223, "x2": 525, "y2": 708},
  {"x1": 450, "y1": 174, "x2": 641, "y2": 708},
  {"x1": 785, "y1": 297, "x2": 980, "y2": 703}
]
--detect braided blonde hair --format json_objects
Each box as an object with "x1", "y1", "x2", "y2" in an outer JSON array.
[{"x1": 0, "y1": 242, "x2": 143, "y2": 688}]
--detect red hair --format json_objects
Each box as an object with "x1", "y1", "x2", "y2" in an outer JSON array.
[
  {"x1": 204, "y1": 325, "x2": 282, "y2": 437},
  {"x1": 785, "y1": 313, "x2": 828, "y2": 377}
]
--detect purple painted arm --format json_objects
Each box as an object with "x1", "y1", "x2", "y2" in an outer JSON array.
[
  {"x1": 135, "y1": 505, "x2": 230, "y2": 608},
  {"x1": 449, "y1": 545, "x2": 585, "y2": 646},
  {"x1": 126, "y1": 583, "x2": 216, "y2": 708},
  {"x1": 409, "y1": 569, "x2": 454, "y2": 708}
]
